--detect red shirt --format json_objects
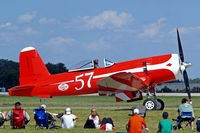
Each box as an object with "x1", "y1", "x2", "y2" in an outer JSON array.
[{"x1": 128, "y1": 115, "x2": 147, "y2": 133}]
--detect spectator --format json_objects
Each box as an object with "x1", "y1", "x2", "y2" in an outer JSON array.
[
  {"x1": 157, "y1": 112, "x2": 174, "y2": 133},
  {"x1": 6, "y1": 102, "x2": 30, "y2": 128},
  {"x1": 99, "y1": 117, "x2": 115, "y2": 131},
  {"x1": 88, "y1": 108, "x2": 101, "y2": 128},
  {"x1": 0, "y1": 111, "x2": 6, "y2": 127},
  {"x1": 126, "y1": 108, "x2": 148, "y2": 133},
  {"x1": 39, "y1": 104, "x2": 55, "y2": 123},
  {"x1": 178, "y1": 98, "x2": 195, "y2": 130},
  {"x1": 59, "y1": 107, "x2": 78, "y2": 129}
]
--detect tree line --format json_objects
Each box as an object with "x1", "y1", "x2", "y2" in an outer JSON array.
[{"x1": 0, "y1": 59, "x2": 68, "y2": 91}]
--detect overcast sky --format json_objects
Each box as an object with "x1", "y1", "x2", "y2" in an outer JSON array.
[{"x1": 0, "y1": 0, "x2": 200, "y2": 78}]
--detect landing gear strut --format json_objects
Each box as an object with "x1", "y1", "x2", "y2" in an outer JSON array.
[{"x1": 143, "y1": 88, "x2": 165, "y2": 110}]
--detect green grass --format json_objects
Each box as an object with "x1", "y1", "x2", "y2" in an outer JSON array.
[
  {"x1": 0, "y1": 96, "x2": 200, "y2": 132},
  {"x1": 1, "y1": 95, "x2": 200, "y2": 107}
]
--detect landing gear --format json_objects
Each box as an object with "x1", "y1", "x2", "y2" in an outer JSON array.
[
  {"x1": 156, "y1": 98, "x2": 165, "y2": 110},
  {"x1": 143, "y1": 98, "x2": 157, "y2": 110},
  {"x1": 143, "y1": 98, "x2": 165, "y2": 110},
  {"x1": 143, "y1": 87, "x2": 165, "y2": 110}
]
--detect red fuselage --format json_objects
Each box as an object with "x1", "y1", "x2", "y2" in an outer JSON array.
[{"x1": 9, "y1": 47, "x2": 181, "y2": 98}]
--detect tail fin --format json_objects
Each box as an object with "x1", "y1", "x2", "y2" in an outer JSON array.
[{"x1": 19, "y1": 47, "x2": 50, "y2": 85}]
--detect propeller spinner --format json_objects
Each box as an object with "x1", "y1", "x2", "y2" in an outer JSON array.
[{"x1": 177, "y1": 29, "x2": 192, "y2": 104}]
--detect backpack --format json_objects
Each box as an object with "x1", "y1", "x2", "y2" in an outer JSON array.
[
  {"x1": 196, "y1": 117, "x2": 200, "y2": 132},
  {"x1": 34, "y1": 108, "x2": 48, "y2": 127},
  {"x1": 12, "y1": 108, "x2": 24, "y2": 128}
]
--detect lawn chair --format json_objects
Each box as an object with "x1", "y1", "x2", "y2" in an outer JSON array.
[
  {"x1": 34, "y1": 108, "x2": 57, "y2": 129},
  {"x1": 173, "y1": 112, "x2": 193, "y2": 130}
]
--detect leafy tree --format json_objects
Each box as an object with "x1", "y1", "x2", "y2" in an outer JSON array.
[
  {"x1": 190, "y1": 78, "x2": 200, "y2": 83},
  {"x1": 0, "y1": 59, "x2": 19, "y2": 90},
  {"x1": 161, "y1": 86, "x2": 173, "y2": 92},
  {"x1": 46, "y1": 62, "x2": 68, "y2": 74}
]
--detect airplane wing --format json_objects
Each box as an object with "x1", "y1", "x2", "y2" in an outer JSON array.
[{"x1": 97, "y1": 72, "x2": 148, "y2": 102}]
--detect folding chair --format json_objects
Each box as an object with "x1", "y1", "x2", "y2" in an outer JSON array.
[
  {"x1": 180, "y1": 112, "x2": 193, "y2": 129},
  {"x1": 173, "y1": 112, "x2": 193, "y2": 130},
  {"x1": 34, "y1": 108, "x2": 57, "y2": 129}
]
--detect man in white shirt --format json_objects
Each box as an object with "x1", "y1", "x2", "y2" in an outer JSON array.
[{"x1": 60, "y1": 108, "x2": 78, "y2": 129}]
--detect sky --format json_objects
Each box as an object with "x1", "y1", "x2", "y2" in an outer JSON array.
[{"x1": 0, "y1": 0, "x2": 200, "y2": 78}]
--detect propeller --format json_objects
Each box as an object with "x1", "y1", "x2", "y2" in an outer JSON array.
[{"x1": 177, "y1": 29, "x2": 192, "y2": 104}]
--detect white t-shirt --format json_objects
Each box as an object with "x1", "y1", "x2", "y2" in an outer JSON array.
[
  {"x1": 0, "y1": 112, "x2": 5, "y2": 119},
  {"x1": 88, "y1": 115, "x2": 100, "y2": 128},
  {"x1": 61, "y1": 114, "x2": 77, "y2": 129}
]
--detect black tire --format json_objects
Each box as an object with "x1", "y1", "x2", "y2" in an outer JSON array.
[
  {"x1": 156, "y1": 99, "x2": 165, "y2": 110},
  {"x1": 143, "y1": 98, "x2": 157, "y2": 110}
]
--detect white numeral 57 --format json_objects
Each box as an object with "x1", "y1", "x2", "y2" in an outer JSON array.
[{"x1": 75, "y1": 72, "x2": 94, "y2": 90}]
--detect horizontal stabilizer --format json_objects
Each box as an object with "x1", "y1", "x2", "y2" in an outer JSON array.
[{"x1": 8, "y1": 85, "x2": 35, "y2": 96}]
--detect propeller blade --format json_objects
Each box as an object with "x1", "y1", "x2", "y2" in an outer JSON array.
[
  {"x1": 183, "y1": 70, "x2": 192, "y2": 103},
  {"x1": 177, "y1": 29, "x2": 184, "y2": 62}
]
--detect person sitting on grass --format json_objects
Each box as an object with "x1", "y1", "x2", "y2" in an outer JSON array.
[
  {"x1": 157, "y1": 112, "x2": 174, "y2": 133},
  {"x1": 88, "y1": 108, "x2": 101, "y2": 128},
  {"x1": 99, "y1": 117, "x2": 115, "y2": 131},
  {"x1": 84, "y1": 108, "x2": 101, "y2": 129},
  {"x1": 0, "y1": 111, "x2": 7, "y2": 127},
  {"x1": 6, "y1": 102, "x2": 30, "y2": 129},
  {"x1": 126, "y1": 108, "x2": 149, "y2": 133},
  {"x1": 58, "y1": 107, "x2": 78, "y2": 129}
]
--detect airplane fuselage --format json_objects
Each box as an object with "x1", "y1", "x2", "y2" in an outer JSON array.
[{"x1": 9, "y1": 53, "x2": 181, "y2": 97}]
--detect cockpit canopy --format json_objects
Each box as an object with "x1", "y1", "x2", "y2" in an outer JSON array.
[{"x1": 69, "y1": 58, "x2": 115, "y2": 72}]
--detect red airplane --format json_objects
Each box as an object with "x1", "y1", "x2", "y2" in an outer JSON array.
[{"x1": 8, "y1": 29, "x2": 192, "y2": 110}]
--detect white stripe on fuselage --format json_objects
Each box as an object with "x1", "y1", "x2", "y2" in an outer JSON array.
[
  {"x1": 49, "y1": 80, "x2": 74, "y2": 85},
  {"x1": 93, "y1": 54, "x2": 181, "y2": 79}
]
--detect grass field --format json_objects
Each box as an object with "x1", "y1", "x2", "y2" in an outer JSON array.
[
  {"x1": 1, "y1": 95, "x2": 200, "y2": 107},
  {"x1": 0, "y1": 95, "x2": 200, "y2": 133}
]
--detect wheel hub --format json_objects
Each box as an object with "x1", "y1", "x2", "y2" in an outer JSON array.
[{"x1": 145, "y1": 101, "x2": 155, "y2": 110}]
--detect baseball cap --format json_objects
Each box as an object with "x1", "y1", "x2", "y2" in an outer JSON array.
[
  {"x1": 40, "y1": 104, "x2": 46, "y2": 109},
  {"x1": 66, "y1": 107, "x2": 71, "y2": 115},
  {"x1": 134, "y1": 108, "x2": 140, "y2": 114}
]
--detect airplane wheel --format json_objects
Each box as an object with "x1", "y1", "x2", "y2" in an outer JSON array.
[
  {"x1": 156, "y1": 99, "x2": 165, "y2": 110},
  {"x1": 143, "y1": 98, "x2": 157, "y2": 110}
]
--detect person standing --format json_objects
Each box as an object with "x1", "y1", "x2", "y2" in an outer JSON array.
[
  {"x1": 157, "y1": 112, "x2": 174, "y2": 133},
  {"x1": 126, "y1": 108, "x2": 149, "y2": 133}
]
